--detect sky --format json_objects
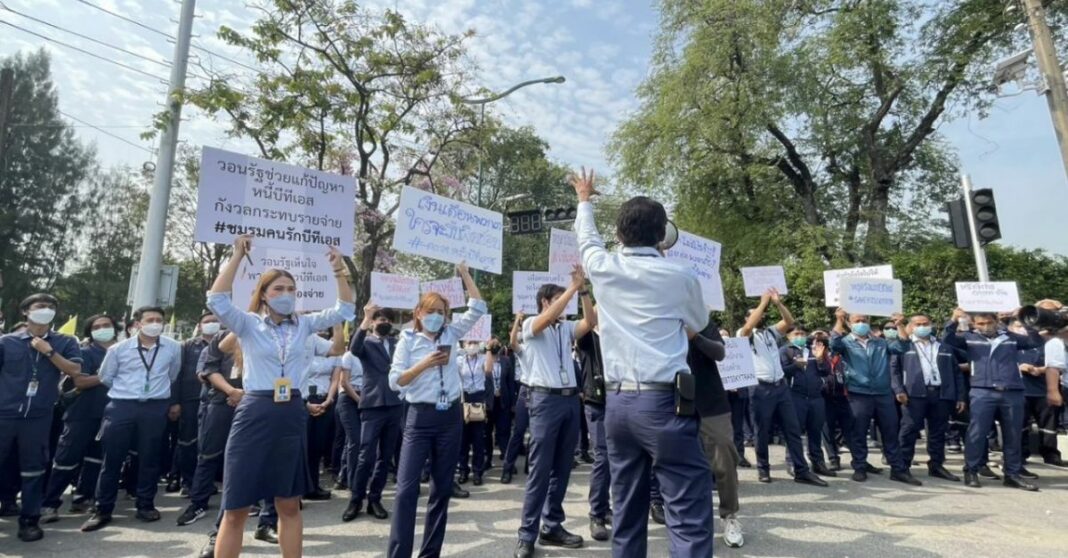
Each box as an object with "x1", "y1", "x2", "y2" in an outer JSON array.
[{"x1": 2, "y1": 0, "x2": 1066, "y2": 258}]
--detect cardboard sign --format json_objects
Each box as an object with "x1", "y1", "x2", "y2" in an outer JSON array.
[
  {"x1": 956, "y1": 282, "x2": 1021, "y2": 313},
  {"x1": 392, "y1": 185, "x2": 504, "y2": 274},
  {"x1": 719, "y1": 338, "x2": 758, "y2": 391},
  {"x1": 666, "y1": 231, "x2": 725, "y2": 311},
  {"x1": 548, "y1": 228, "x2": 580, "y2": 275},
  {"x1": 740, "y1": 266, "x2": 788, "y2": 297},
  {"x1": 231, "y1": 248, "x2": 338, "y2": 312},
  {"x1": 195, "y1": 146, "x2": 355, "y2": 253},
  {"x1": 823, "y1": 265, "x2": 893, "y2": 306},
  {"x1": 370, "y1": 272, "x2": 421, "y2": 309},
  {"x1": 512, "y1": 271, "x2": 578, "y2": 315},
  {"x1": 421, "y1": 277, "x2": 466, "y2": 309},
  {"x1": 454, "y1": 313, "x2": 492, "y2": 342},
  {"x1": 839, "y1": 277, "x2": 903, "y2": 317}
]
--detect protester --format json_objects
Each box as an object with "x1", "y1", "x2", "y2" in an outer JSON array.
[
  {"x1": 336, "y1": 341, "x2": 364, "y2": 518},
  {"x1": 780, "y1": 327, "x2": 836, "y2": 477},
  {"x1": 483, "y1": 337, "x2": 514, "y2": 471},
  {"x1": 575, "y1": 325, "x2": 611, "y2": 542},
  {"x1": 501, "y1": 313, "x2": 530, "y2": 484},
  {"x1": 456, "y1": 339, "x2": 491, "y2": 487},
  {"x1": 169, "y1": 313, "x2": 221, "y2": 495},
  {"x1": 302, "y1": 328, "x2": 343, "y2": 501}
]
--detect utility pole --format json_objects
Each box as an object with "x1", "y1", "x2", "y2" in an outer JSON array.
[
  {"x1": 0, "y1": 68, "x2": 15, "y2": 176},
  {"x1": 960, "y1": 174, "x2": 991, "y2": 282},
  {"x1": 1022, "y1": 0, "x2": 1068, "y2": 182},
  {"x1": 132, "y1": 0, "x2": 196, "y2": 308}
]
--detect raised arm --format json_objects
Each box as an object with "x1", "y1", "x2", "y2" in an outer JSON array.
[
  {"x1": 833, "y1": 307, "x2": 849, "y2": 336},
  {"x1": 210, "y1": 235, "x2": 251, "y2": 294},
  {"x1": 530, "y1": 267, "x2": 582, "y2": 336},
  {"x1": 509, "y1": 313, "x2": 525, "y2": 352},
  {"x1": 739, "y1": 291, "x2": 772, "y2": 338},
  {"x1": 575, "y1": 285, "x2": 597, "y2": 340},
  {"x1": 351, "y1": 302, "x2": 378, "y2": 357},
  {"x1": 457, "y1": 261, "x2": 482, "y2": 302},
  {"x1": 769, "y1": 289, "x2": 794, "y2": 335},
  {"x1": 572, "y1": 168, "x2": 608, "y2": 276},
  {"x1": 449, "y1": 262, "x2": 488, "y2": 338},
  {"x1": 327, "y1": 324, "x2": 346, "y2": 357}
]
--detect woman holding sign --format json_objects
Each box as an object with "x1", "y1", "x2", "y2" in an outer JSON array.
[
  {"x1": 206, "y1": 234, "x2": 355, "y2": 558},
  {"x1": 387, "y1": 262, "x2": 486, "y2": 558}
]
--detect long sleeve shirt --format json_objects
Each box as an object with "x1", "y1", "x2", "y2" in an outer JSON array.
[{"x1": 388, "y1": 298, "x2": 487, "y2": 404}]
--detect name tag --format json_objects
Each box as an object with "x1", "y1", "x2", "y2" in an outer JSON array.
[
  {"x1": 273, "y1": 377, "x2": 293, "y2": 403},
  {"x1": 230, "y1": 366, "x2": 241, "y2": 380},
  {"x1": 26, "y1": 380, "x2": 39, "y2": 397}
]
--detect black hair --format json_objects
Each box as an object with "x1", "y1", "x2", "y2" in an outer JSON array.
[
  {"x1": 82, "y1": 314, "x2": 120, "y2": 340},
  {"x1": 372, "y1": 308, "x2": 397, "y2": 322},
  {"x1": 198, "y1": 310, "x2": 216, "y2": 322},
  {"x1": 971, "y1": 312, "x2": 998, "y2": 321},
  {"x1": 133, "y1": 306, "x2": 166, "y2": 321},
  {"x1": 536, "y1": 284, "x2": 568, "y2": 312},
  {"x1": 616, "y1": 196, "x2": 667, "y2": 248},
  {"x1": 20, "y1": 293, "x2": 58, "y2": 311},
  {"x1": 786, "y1": 325, "x2": 807, "y2": 335}
]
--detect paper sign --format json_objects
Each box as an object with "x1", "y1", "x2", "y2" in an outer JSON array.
[
  {"x1": 719, "y1": 338, "x2": 758, "y2": 391},
  {"x1": 392, "y1": 185, "x2": 504, "y2": 274},
  {"x1": 454, "y1": 313, "x2": 492, "y2": 342},
  {"x1": 666, "y1": 231, "x2": 725, "y2": 311},
  {"x1": 421, "y1": 278, "x2": 466, "y2": 309},
  {"x1": 548, "y1": 228, "x2": 580, "y2": 275},
  {"x1": 231, "y1": 248, "x2": 338, "y2": 312},
  {"x1": 195, "y1": 146, "x2": 356, "y2": 253},
  {"x1": 740, "y1": 266, "x2": 788, "y2": 297},
  {"x1": 512, "y1": 271, "x2": 578, "y2": 315},
  {"x1": 370, "y1": 272, "x2": 420, "y2": 309},
  {"x1": 955, "y1": 282, "x2": 1021, "y2": 313},
  {"x1": 823, "y1": 265, "x2": 893, "y2": 306},
  {"x1": 839, "y1": 277, "x2": 903, "y2": 317}
]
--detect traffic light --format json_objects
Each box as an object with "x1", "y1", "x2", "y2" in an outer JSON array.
[
  {"x1": 946, "y1": 198, "x2": 972, "y2": 249},
  {"x1": 506, "y1": 209, "x2": 544, "y2": 235},
  {"x1": 969, "y1": 188, "x2": 1001, "y2": 246},
  {"x1": 542, "y1": 207, "x2": 577, "y2": 223}
]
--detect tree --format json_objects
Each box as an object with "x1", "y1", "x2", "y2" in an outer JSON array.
[{"x1": 0, "y1": 49, "x2": 96, "y2": 321}]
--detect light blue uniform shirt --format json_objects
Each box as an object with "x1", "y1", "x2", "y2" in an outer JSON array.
[
  {"x1": 339, "y1": 352, "x2": 364, "y2": 393},
  {"x1": 206, "y1": 292, "x2": 355, "y2": 392},
  {"x1": 388, "y1": 298, "x2": 487, "y2": 404},
  {"x1": 521, "y1": 318, "x2": 578, "y2": 389},
  {"x1": 99, "y1": 335, "x2": 182, "y2": 401},
  {"x1": 302, "y1": 355, "x2": 337, "y2": 398},
  {"x1": 457, "y1": 354, "x2": 487, "y2": 394},
  {"x1": 514, "y1": 346, "x2": 529, "y2": 385}
]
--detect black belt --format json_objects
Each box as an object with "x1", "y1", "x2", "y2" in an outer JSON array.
[
  {"x1": 247, "y1": 390, "x2": 302, "y2": 398},
  {"x1": 758, "y1": 379, "x2": 785, "y2": 387},
  {"x1": 305, "y1": 393, "x2": 327, "y2": 403},
  {"x1": 926, "y1": 385, "x2": 941, "y2": 392},
  {"x1": 409, "y1": 399, "x2": 460, "y2": 410},
  {"x1": 606, "y1": 381, "x2": 674, "y2": 392},
  {"x1": 528, "y1": 386, "x2": 579, "y2": 397}
]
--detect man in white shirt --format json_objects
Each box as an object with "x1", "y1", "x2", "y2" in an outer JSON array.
[{"x1": 572, "y1": 169, "x2": 713, "y2": 558}]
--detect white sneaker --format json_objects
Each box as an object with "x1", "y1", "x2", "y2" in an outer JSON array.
[
  {"x1": 723, "y1": 517, "x2": 744, "y2": 548},
  {"x1": 41, "y1": 507, "x2": 59, "y2": 524}
]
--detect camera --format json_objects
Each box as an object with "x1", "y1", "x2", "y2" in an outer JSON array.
[{"x1": 1019, "y1": 305, "x2": 1068, "y2": 331}]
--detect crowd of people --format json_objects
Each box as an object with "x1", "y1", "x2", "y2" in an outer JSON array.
[{"x1": 1, "y1": 170, "x2": 1066, "y2": 558}]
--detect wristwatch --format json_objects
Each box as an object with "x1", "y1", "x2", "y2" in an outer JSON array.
[
  {"x1": 45, "y1": 350, "x2": 56, "y2": 359},
  {"x1": 578, "y1": 290, "x2": 590, "y2": 296}
]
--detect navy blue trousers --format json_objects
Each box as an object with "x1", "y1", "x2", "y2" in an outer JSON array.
[
  {"x1": 0, "y1": 448, "x2": 20, "y2": 505},
  {"x1": 753, "y1": 381, "x2": 810, "y2": 474},
  {"x1": 0, "y1": 414, "x2": 53, "y2": 519},
  {"x1": 503, "y1": 386, "x2": 530, "y2": 472},
  {"x1": 899, "y1": 393, "x2": 952, "y2": 468},
  {"x1": 458, "y1": 391, "x2": 487, "y2": 478},
  {"x1": 351, "y1": 405, "x2": 401, "y2": 505},
  {"x1": 848, "y1": 394, "x2": 905, "y2": 473},
  {"x1": 173, "y1": 399, "x2": 199, "y2": 489},
  {"x1": 791, "y1": 392, "x2": 827, "y2": 465},
  {"x1": 966, "y1": 388, "x2": 1025, "y2": 476},
  {"x1": 585, "y1": 403, "x2": 611, "y2": 521},
  {"x1": 305, "y1": 396, "x2": 333, "y2": 491},
  {"x1": 518, "y1": 392, "x2": 580, "y2": 542},
  {"x1": 189, "y1": 401, "x2": 234, "y2": 509},
  {"x1": 728, "y1": 392, "x2": 749, "y2": 456},
  {"x1": 95, "y1": 400, "x2": 169, "y2": 514},
  {"x1": 485, "y1": 394, "x2": 511, "y2": 466},
  {"x1": 823, "y1": 396, "x2": 853, "y2": 461},
  {"x1": 43, "y1": 418, "x2": 103, "y2": 509},
  {"x1": 605, "y1": 391, "x2": 713, "y2": 558},
  {"x1": 332, "y1": 405, "x2": 346, "y2": 477},
  {"x1": 336, "y1": 395, "x2": 362, "y2": 494},
  {"x1": 388, "y1": 402, "x2": 462, "y2": 558}
]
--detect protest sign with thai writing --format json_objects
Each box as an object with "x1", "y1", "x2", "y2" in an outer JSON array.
[
  {"x1": 512, "y1": 271, "x2": 578, "y2": 315},
  {"x1": 955, "y1": 282, "x2": 1021, "y2": 313},
  {"x1": 548, "y1": 228, "x2": 580, "y2": 275},
  {"x1": 370, "y1": 272, "x2": 421, "y2": 309},
  {"x1": 454, "y1": 313, "x2": 492, "y2": 342},
  {"x1": 667, "y1": 231, "x2": 725, "y2": 310},
  {"x1": 392, "y1": 186, "x2": 504, "y2": 274},
  {"x1": 823, "y1": 265, "x2": 894, "y2": 306},
  {"x1": 231, "y1": 248, "x2": 337, "y2": 312},
  {"x1": 741, "y1": 266, "x2": 788, "y2": 297},
  {"x1": 839, "y1": 277, "x2": 903, "y2": 317},
  {"x1": 421, "y1": 277, "x2": 466, "y2": 309},
  {"x1": 720, "y1": 338, "x2": 758, "y2": 391}
]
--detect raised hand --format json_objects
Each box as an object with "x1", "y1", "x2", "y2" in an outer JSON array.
[
  {"x1": 570, "y1": 265, "x2": 586, "y2": 289},
  {"x1": 570, "y1": 167, "x2": 600, "y2": 202},
  {"x1": 234, "y1": 234, "x2": 253, "y2": 258},
  {"x1": 327, "y1": 245, "x2": 345, "y2": 271}
]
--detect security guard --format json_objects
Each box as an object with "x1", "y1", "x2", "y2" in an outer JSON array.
[
  {"x1": 167, "y1": 313, "x2": 221, "y2": 495},
  {"x1": 780, "y1": 327, "x2": 836, "y2": 477},
  {"x1": 501, "y1": 313, "x2": 529, "y2": 484},
  {"x1": 483, "y1": 338, "x2": 513, "y2": 471},
  {"x1": 0, "y1": 294, "x2": 83, "y2": 542},
  {"x1": 576, "y1": 326, "x2": 610, "y2": 541}
]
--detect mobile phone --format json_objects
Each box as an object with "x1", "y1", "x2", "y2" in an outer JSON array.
[{"x1": 437, "y1": 344, "x2": 452, "y2": 357}]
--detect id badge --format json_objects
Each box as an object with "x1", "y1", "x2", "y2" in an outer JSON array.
[
  {"x1": 559, "y1": 367, "x2": 570, "y2": 386},
  {"x1": 273, "y1": 377, "x2": 293, "y2": 403},
  {"x1": 435, "y1": 392, "x2": 450, "y2": 411},
  {"x1": 26, "y1": 380, "x2": 39, "y2": 397},
  {"x1": 230, "y1": 366, "x2": 240, "y2": 380}
]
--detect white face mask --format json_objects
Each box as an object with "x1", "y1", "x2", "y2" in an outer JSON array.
[
  {"x1": 140, "y1": 322, "x2": 164, "y2": 338},
  {"x1": 28, "y1": 308, "x2": 56, "y2": 325},
  {"x1": 465, "y1": 345, "x2": 480, "y2": 356},
  {"x1": 201, "y1": 322, "x2": 221, "y2": 336},
  {"x1": 91, "y1": 328, "x2": 116, "y2": 343}
]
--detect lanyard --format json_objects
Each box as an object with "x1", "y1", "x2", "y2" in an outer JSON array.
[
  {"x1": 551, "y1": 322, "x2": 570, "y2": 386},
  {"x1": 268, "y1": 322, "x2": 291, "y2": 377},
  {"x1": 138, "y1": 343, "x2": 161, "y2": 393},
  {"x1": 916, "y1": 341, "x2": 939, "y2": 384},
  {"x1": 465, "y1": 357, "x2": 479, "y2": 389}
]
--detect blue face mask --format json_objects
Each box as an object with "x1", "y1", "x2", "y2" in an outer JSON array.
[
  {"x1": 883, "y1": 329, "x2": 899, "y2": 340},
  {"x1": 913, "y1": 326, "x2": 932, "y2": 338},
  {"x1": 851, "y1": 323, "x2": 871, "y2": 337},
  {"x1": 791, "y1": 337, "x2": 807, "y2": 348},
  {"x1": 422, "y1": 313, "x2": 445, "y2": 333},
  {"x1": 266, "y1": 293, "x2": 296, "y2": 316}
]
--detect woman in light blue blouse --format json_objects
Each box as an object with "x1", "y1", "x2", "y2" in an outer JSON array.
[
  {"x1": 206, "y1": 235, "x2": 355, "y2": 558},
  {"x1": 387, "y1": 262, "x2": 486, "y2": 558}
]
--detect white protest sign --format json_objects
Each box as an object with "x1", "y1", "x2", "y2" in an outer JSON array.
[
  {"x1": 454, "y1": 313, "x2": 492, "y2": 342},
  {"x1": 392, "y1": 185, "x2": 504, "y2": 274},
  {"x1": 370, "y1": 272, "x2": 421, "y2": 309},
  {"x1": 719, "y1": 338, "x2": 758, "y2": 391},
  {"x1": 740, "y1": 266, "x2": 788, "y2": 297},
  {"x1": 548, "y1": 228, "x2": 580, "y2": 275},
  {"x1": 231, "y1": 248, "x2": 337, "y2": 312},
  {"x1": 666, "y1": 231, "x2": 725, "y2": 311},
  {"x1": 421, "y1": 277, "x2": 466, "y2": 309},
  {"x1": 839, "y1": 277, "x2": 903, "y2": 317},
  {"x1": 195, "y1": 146, "x2": 355, "y2": 253},
  {"x1": 823, "y1": 265, "x2": 893, "y2": 306},
  {"x1": 955, "y1": 282, "x2": 1021, "y2": 313},
  {"x1": 512, "y1": 271, "x2": 578, "y2": 315}
]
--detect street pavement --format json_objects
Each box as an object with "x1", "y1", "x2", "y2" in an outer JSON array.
[{"x1": 3, "y1": 438, "x2": 1068, "y2": 557}]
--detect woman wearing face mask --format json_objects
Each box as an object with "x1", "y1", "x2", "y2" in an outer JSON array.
[
  {"x1": 387, "y1": 262, "x2": 485, "y2": 558},
  {"x1": 205, "y1": 234, "x2": 355, "y2": 558},
  {"x1": 456, "y1": 340, "x2": 492, "y2": 486}
]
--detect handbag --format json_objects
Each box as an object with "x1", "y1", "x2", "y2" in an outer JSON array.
[{"x1": 460, "y1": 390, "x2": 487, "y2": 423}]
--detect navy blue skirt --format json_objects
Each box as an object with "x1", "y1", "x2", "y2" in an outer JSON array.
[{"x1": 221, "y1": 392, "x2": 311, "y2": 510}]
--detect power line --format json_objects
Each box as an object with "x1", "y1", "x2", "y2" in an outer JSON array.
[{"x1": 57, "y1": 109, "x2": 156, "y2": 154}]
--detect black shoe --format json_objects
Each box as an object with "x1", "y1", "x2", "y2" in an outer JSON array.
[
  {"x1": 198, "y1": 536, "x2": 216, "y2": 558},
  {"x1": 420, "y1": 470, "x2": 430, "y2": 483},
  {"x1": 928, "y1": 464, "x2": 960, "y2": 482},
  {"x1": 1003, "y1": 475, "x2": 1039, "y2": 492},
  {"x1": 1018, "y1": 467, "x2": 1039, "y2": 480},
  {"x1": 69, "y1": 499, "x2": 91, "y2": 514},
  {"x1": 539, "y1": 526, "x2": 584, "y2": 549},
  {"x1": 501, "y1": 471, "x2": 513, "y2": 484},
  {"x1": 81, "y1": 512, "x2": 112, "y2": 532},
  {"x1": 136, "y1": 508, "x2": 161, "y2": 522},
  {"x1": 333, "y1": 480, "x2": 348, "y2": 491},
  {"x1": 795, "y1": 471, "x2": 829, "y2": 487},
  {"x1": 829, "y1": 457, "x2": 841, "y2": 471},
  {"x1": 388, "y1": 472, "x2": 398, "y2": 485},
  {"x1": 17, "y1": 517, "x2": 43, "y2": 542},
  {"x1": 580, "y1": 451, "x2": 594, "y2": 464},
  {"x1": 1043, "y1": 457, "x2": 1068, "y2": 468},
  {"x1": 452, "y1": 481, "x2": 470, "y2": 499},
  {"x1": 590, "y1": 517, "x2": 609, "y2": 541},
  {"x1": 305, "y1": 488, "x2": 332, "y2": 501},
  {"x1": 177, "y1": 504, "x2": 207, "y2": 526},
  {"x1": 0, "y1": 501, "x2": 21, "y2": 517},
  {"x1": 852, "y1": 470, "x2": 868, "y2": 482},
  {"x1": 368, "y1": 501, "x2": 389, "y2": 520},
  {"x1": 946, "y1": 442, "x2": 962, "y2": 454},
  {"x1": 786, "y1": 465, "x2": 796, "y2": 478},
  {"x1": 737, "y1": 456, "x2": 752, "y2": 468},
  {"x1": 890, "y1": 471, "x2": 923, "y2": 486},
  {"x1": 457, "y1": 471, "x2": 470, "y2": 485},
  {"x1": 514, "y1": 540, "x2": 535, "y2": 558},
  {"x1": 978, "y1": 465, "x2": 1000, "y2": 480},
  {"x1": 964, "y1": 471, "x2": 981, "y2": 488},
  {"x1": 180, "y1": 486, "x2": 190, "y2": 497},
  {"x1": 649, "y1": 503, "x2": 665, "y2": 525},
  {"x1": 473, "y1": 475, "x2": 483, "y2": 487},
  {"x1": 812, "y1": 462, "x2": 838, "y2": 477},
  {"x1": 342, "y1": 500, "x2": 362, "y2": 522},
  {"x1": 165, "y1": 479, "x2": 181, "y2": 493},
  {"x1": 864, "y1": 463, "x2": 883, "y2": 474},
  {"x1": 255, "y1": 524, "x2": 279, "y2": 544},
  {"x1": 757, "y1": 469, "x2": 771, "y2": 483}
]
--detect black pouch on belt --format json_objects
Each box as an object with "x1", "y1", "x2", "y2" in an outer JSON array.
[{"x1": 674, "y1": 372, "x2": 696, "y2": 417}]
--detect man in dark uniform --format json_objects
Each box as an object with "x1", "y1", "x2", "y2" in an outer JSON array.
[
  {"x1": 484, "y1": 338, "x2": 515, "y2": 471},
  {"x1": 168, "y1": 312, "x2": 220, "y2": 494},
  {"x1": 780, "y1": 328, "x2": 836, "y2": 477}
]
